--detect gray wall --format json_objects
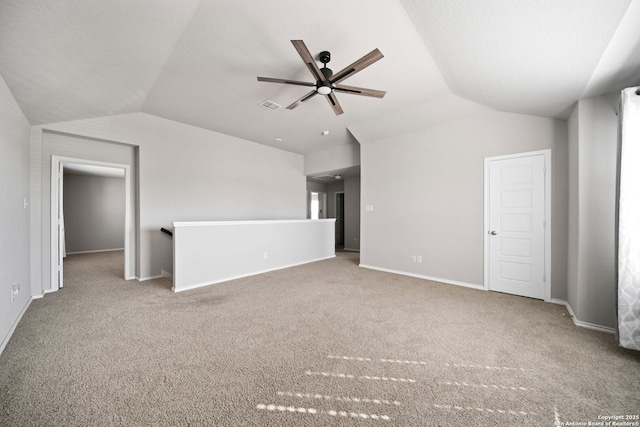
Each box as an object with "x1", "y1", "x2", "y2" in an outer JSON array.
[
  {"x1": 0, "y1": 73, "x2": 31, "y2": 352},
  {"x1": 306, "y1": 181, "x2": 327, "y2": 193},
  {"x1": 32, "y1": 113, "x2": 306, "y2": 290},
  {"x1": 567, "y1": 93, "x2": 619, "y2": 328},
  {"x1": 306, "y1": 178, "x2": 358, "y2": 249},
  {"x1": 344, "y1": 176, "x2": 361, "y2": 251},
  {"x1": 304, "y1": 142, "x2": 360, "y2": 176},
  {"x1": 360, "y1": 111, "x2": 568, "y2": 296},
  {"x1": 63, "y1": 173, "x2": 126, "y2": 254}
]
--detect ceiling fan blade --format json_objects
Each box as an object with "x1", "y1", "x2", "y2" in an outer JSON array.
[
  {"x1": 325, "y1": 92, "x2": 344, "y2": 115},
  {"x1": 286, "y1": 90, "x2": 318, "y2": 110},
  {"x1": 330, "y1": 48, "x2": 384, "y2": 85},
  {"x1": 257, "y1": 77, "x2": 316, "y2": 87},
  {"x1": 334, "y1": 84, "x2": 386, "y2": 98},
  {"x1": 291, "y1": 40, "x2": 324, "y2": 83}
]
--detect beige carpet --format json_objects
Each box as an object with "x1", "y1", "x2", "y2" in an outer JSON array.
[{"x1": 1, "y1": 250, "x2": 638, "y2": 426}]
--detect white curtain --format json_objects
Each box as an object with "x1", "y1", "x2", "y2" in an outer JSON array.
[{"x1": 617, "y1": 87, "x2": 640, "y2": 350}]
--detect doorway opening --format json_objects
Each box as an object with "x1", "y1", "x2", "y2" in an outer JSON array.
[
  {"x1": 310, "y1": 191, "x2": 327, "y2": 219},
  {"x1": 335, "y1": 191, "x2": 345, "y2": 246},
  {"x1": 51, "y1": 156, "x2": 134, "y2": 291}
]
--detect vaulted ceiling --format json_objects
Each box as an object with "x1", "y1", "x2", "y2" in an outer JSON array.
[{"x1": 1, "y1": 0, "x2": 639, "y2": 156}]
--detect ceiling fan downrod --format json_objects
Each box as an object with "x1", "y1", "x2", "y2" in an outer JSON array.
[{"x1": 317, "y1": 51, "x2": 333, "y2": 94}]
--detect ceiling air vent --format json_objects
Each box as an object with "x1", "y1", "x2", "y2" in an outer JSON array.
[
  {"x1": 260, "y1": 100, "x2": 281, "y2": 110},
  {"x1": 311, "y1": 175, "x2": 337, "y2": 182}
]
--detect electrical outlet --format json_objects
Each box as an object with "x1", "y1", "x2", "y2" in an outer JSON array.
[
  {"x1": 263, "y1": 252, "x2": 269, "y2": 260},
  {"x1": 11, "y1": 285, "x2": 20, "y2": 302},
  {"x1": 417, "y1": 256, "x2": 422, "y2": 263},
  {"x1": 411, "y1": 255, "x2": 417, "y2": 262}
]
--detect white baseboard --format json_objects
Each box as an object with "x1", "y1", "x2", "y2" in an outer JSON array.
[
  {"x1": 359, "y1": 266, "x2": 617, "y2": 334},
  {"x1": 137, "y1": 275, "x2": 163, "y2": 282},
  {"x1": 549, "y1": 299, "x2": 615, "y2": 334},
  {"x1": 0, "y1": 297, "x2": 33, "y2": 356},
  {"x1": 161, "y1": 270, "x2": 173, "y2": 280},
  {"x1": 343, "y1": 248, "x2": 360, "y2": 252},
  {"x1": 66, "y1": 248, "x2": 124, "y2": 255},
  {"x1": 359, "y1": 264, "x2": 484, "y2": 291}
]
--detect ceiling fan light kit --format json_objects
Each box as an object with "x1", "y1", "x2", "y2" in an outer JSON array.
[
  {"x1": 257, "y1": 40, "x2": 386, "y2": 115},
  {"x1": 317, "y1": 85, "x2": 332, "y2": 95}
]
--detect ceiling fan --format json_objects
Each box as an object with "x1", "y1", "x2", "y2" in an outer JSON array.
[{"x1": 257, "y1": 40, "x2": 386, "y2": 116}]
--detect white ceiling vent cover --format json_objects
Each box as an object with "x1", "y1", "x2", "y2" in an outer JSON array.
[{"x1": 260, "y1": 100, "x2": 281, "y2": 110}]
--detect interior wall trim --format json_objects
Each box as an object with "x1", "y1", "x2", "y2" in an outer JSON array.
[
  {"x1": 65, "y1": 248, "x2": 125, "y2": 255},
  {"x1": 359, "y1": 264, "x2": 483, "y2": 291},
  {"x1": 550, "y1": 299, "x2": 615, "y2": 334},
  {"x1": 0, "y1": 297, "x2": 33, "y2": 356}
]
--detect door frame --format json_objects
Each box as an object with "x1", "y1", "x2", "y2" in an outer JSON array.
[
  {"x1": 50, "y1": 155, "x2": 134, "y2": 292},
  {"x1": 483, "y1": 149, "x2": 552, "y2": 301}
]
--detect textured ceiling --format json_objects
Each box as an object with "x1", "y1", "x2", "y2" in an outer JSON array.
[
  {"x1": 0, "y1": 0, "x2": 202, "y2": 125},
  {"x1": 140, "y1": 0, "x2": 448, "y2": 154},
  {"x1": 0, "y1": 0, "x2": 638, "y2": 156},
  {"x1": 399, "y1": 0, "x2": 634, "y2": 118}
]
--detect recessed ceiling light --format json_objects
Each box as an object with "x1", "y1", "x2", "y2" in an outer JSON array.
[
  {"x1": 321, "y1": 130, "x2": 330, "y2": 136},
  {"x1": 274, "y1": 138, "x2": 283, "y2": 143}
]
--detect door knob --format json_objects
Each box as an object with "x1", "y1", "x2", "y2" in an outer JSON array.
[{"x1": 490, "y1": 230, "x2": 497, "y2": 236}]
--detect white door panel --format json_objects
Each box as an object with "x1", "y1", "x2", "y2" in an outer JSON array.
[
  {"x1": 501, "y1": 238, "x2": 532, "y2": 257},
  {"x1": 488, "y1": 154, "x2": 545, "y2": 299}
]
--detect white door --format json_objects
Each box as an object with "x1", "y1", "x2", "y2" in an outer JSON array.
[{"x1": 488, "y1": 154, "x2": 546, "y2": 299}]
